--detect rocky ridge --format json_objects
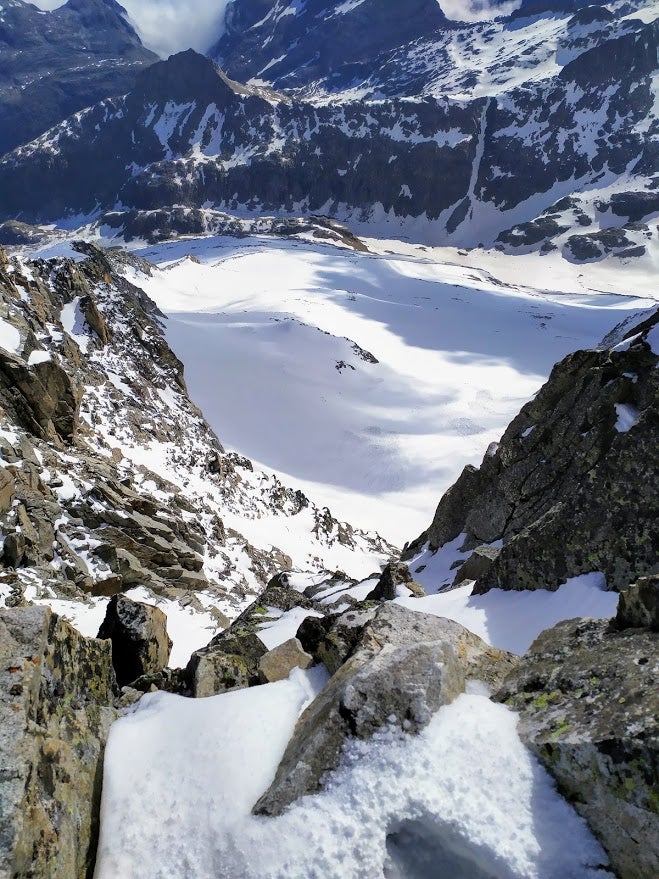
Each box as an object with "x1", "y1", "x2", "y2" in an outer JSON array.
[
  {"x1": 404, "y1": 307, "x2": 659, "y2": 594},
  {"x1": 0, "y1": 242, "x2": 393, "y2": 640},
  {"x1": 0, "y1": 3, "x2": 656, "y2": 253}
]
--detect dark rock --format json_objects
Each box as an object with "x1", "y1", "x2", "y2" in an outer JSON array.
[
  {"x1": 614, "y1": 575, "x2": 659, "y2": 631},
  {"x1": 452, "y1": 544, "x2": 501, "y2": 587},
  {"x1": 2, "y1": 533, "x2": 26, "y2": 569},
  {"x1": 496, "y1": 617, "x2": 659, "y2": 879},
  {"x1": 98, "y1": 594, "x2": 172, "y2": 687},
  {"x1": 0, "y1": 351, "x2": 81, "y2": 445},
  {"x1": 365, "y1": 561, "x2": 414, "y2": 601},
  {"x1": 0, "y1": 605, "x2": 117, "y2": 879}
]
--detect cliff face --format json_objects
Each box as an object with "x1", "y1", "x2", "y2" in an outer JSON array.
[
  {"x1": 0, "y1": 0, "x2": 157, "y2": 157},
  {"x1": 406, "y1": 308, "x2": 659, "y2": 593}
]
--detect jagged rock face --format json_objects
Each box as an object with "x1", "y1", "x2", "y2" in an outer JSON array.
[
  {"x1": 0, "y1": 244, "x2": 391, "y2": 633},
  {"x1": 255, "y1": 602, "x2": 517, "y2": 816},
  {"x1": 410, "y1": 309, "x2": 659, "y2": 593},
  {"x1": 496, "y1": 615, "x2": 659, "y2": 879},
  {"x1": 1, "y1": 3, "x2": 656, "y2": 249},
  {"x1": 0, "y1": 0, "x2": 157, "y2": 157},
  {"x1": 212, "y1": 0, "x2": 449, "y2": 89},
  {"x1": 0, "y1": 605, "x2": 118, "y2": 879},
  {"x1": 98, "y1": 594, "x2": 172, "y2": 686}
]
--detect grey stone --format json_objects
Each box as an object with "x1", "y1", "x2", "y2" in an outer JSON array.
[
  {"x1": 0, "y1": 606, "x2": 118, "y2": 879},
  {"x1": 496, "y1": 617, "x2": 659, "y2": 879},
  {"x1": 97, "y1": 594, "x2": 172, "y2": 687},
  {"x1": 254, "y1": 604, "x2": 517, "y2": 815}
]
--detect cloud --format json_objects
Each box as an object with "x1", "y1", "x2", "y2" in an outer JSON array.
[
  {"x1": 436, "y1": 0, "x2": 522, "y2": 22},
  {"x1": 30, "y1": 1, "x2": 232, "y2": 58},
  {"x1": 30, "y1": 1, "x2": 523, "y2": 58}
]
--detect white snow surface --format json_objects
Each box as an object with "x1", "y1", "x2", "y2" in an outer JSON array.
[
  {"x1": 94, "y1": 683, "x2": 611, "y2": 879},
  {"x1": 125, "y1": 235, "x2": 653, "y2": 544},
  {"x1": 395, "y1": 571, "x2": 619, "y2": 655},
  {"x1": 0, "y1": 316, "x2": 20, "y2": 354}
]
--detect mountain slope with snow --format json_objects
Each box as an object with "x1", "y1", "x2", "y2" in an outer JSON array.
[{"x1": 1, "y1": 2, "x2": 657, "y2": 253}]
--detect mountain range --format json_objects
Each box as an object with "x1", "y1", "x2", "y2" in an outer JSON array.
[
  {"x1": 0, "y1": 2, "x2": 657, "y2": 879},
  {"x1": 0, "y1": 0, "x2": 657, "y2": 256}
]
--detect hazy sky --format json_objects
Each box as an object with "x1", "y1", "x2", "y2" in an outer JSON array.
[{"x1": 30, "y1": 1, "x2": 522, "y2": 58}]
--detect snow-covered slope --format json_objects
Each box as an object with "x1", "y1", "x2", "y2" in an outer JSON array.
[
  {"x1": 0, "y1": 242, "x2": 392, "y2": 665},
  {"x1": 1, "y1": 2, "x2": 657, "y2": 252},
  {"x1": 115, "y1": 233, "x2": 655, "y2": 543}
]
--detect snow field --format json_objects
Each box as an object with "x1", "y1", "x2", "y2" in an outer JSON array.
[
  {"x1": 126, "y1": 235, "x2": 653, "y2": 544},
  {"x1": 94, "y1": 680, "x2": 612, "y2": 879}
]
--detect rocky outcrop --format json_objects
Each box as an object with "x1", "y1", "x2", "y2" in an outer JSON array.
[
  {"x1": 97, "y1": 595, "x2": 172, "y2": 687},
  {"x1": 407, "y1": 309, "x2": 659, "y2": 593},
  {"x1": 496, "y1": 610, "x2": 659, "y2": 879},
  {"x1": 0, "y1": 0, "x2": 157, "y2": 157},
  {"x1": 614, "y1": 575, "x2": 659, "y2": 631},
  {"x1": 365, "y1": 561, "x2": 424, "y2": 601},
  {"x1": 0, "y1": 352, "x2": 81, "y2": 445},
  {"x1": 255, "y1": 603, "x2": 517, "y2": 815},
  {"x1": 186, "y1": 574, "x2": 321, "y2": 696},
  {"x1": 0, "y1": 606, "x2": 118, "y2": 879}
]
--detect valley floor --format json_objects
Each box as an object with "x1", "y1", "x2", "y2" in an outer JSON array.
[{"x1": 123, "y1": 233, "x2": 656, "y2": 544}]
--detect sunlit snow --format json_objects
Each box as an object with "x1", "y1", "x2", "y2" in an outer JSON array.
[
  {"x1": 124, "y1": 235, "x2": 653, "y2": 544},
  {"x1": 94, "y1": 677, "x2": 612, "y2": 879}
]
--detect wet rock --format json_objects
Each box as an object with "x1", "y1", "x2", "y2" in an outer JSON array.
[
  {"x1": 97, "y1": 594, "x2": 172, "y2": 687},
  {"x1": 0, "y1": 605, "x2": 117, "y2": 879},
  {"x1": 496, "y1": 617, "x2": 659, "y2": 879},
  {"x1": 258, "y1": 638, "x2": 313, "y2": 683}
]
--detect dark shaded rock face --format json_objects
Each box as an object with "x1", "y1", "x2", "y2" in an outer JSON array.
[
  {"x1": 614, "y1": 575, "x2": 659, "y2": 631},
  {"x1": 409, "y1": 309, "x2": 658, "y2": 593},
  {"x1": 0, "y1": 605, "x2": 118, "y2": 879},
  {"x1": 98, "y1": 594, "x2": 172, "y2": 687},
  {"x1": 212, "y1": 0, "x2": 449, "y2": 89},
  {"x1": 0, "y1": 0, "x2": 157, "y2": 156},
  {"x1": 496, "y1": 615, "x2": 659, "y2": 879}
]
